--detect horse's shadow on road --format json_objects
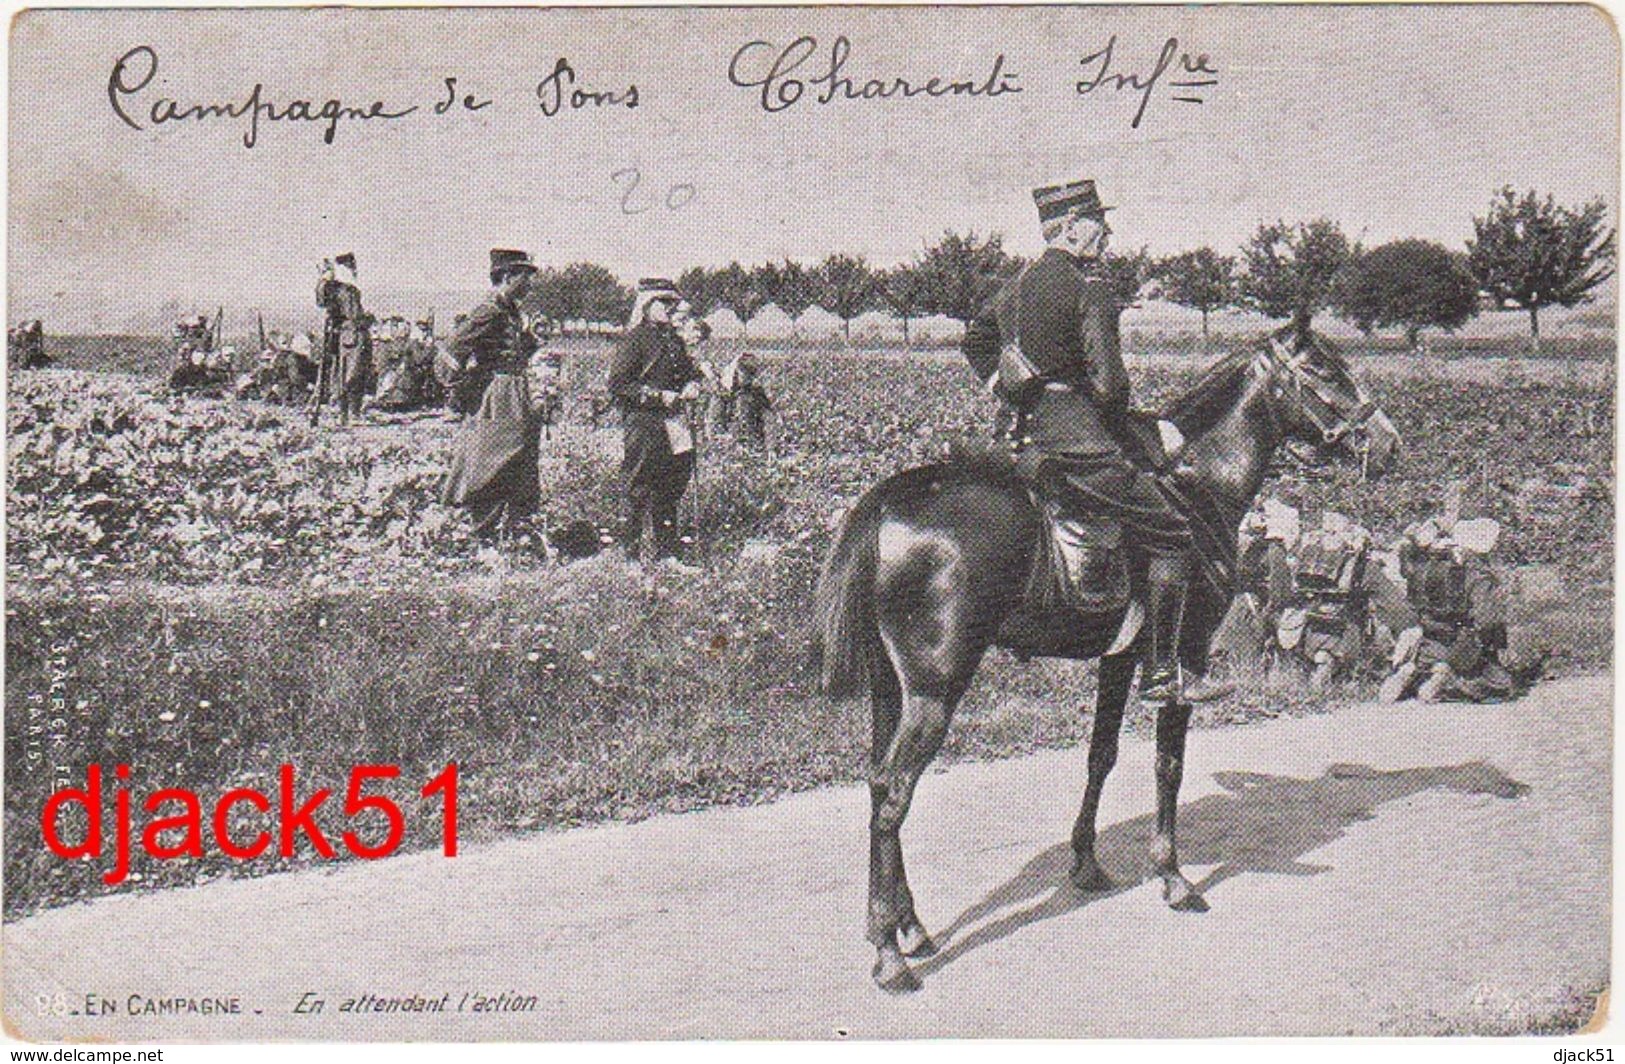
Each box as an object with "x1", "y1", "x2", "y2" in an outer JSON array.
[{"x1": 914, "y1": 760, "x2": 1530, "y2": 979}]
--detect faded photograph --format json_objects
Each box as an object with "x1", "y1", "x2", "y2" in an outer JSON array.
[{"x1": 3, "y1": 4, "x2": 1616, "y2": 1041}]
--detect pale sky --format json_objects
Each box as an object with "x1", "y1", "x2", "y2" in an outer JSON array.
[{"x1": 8, "y1": 4, "x2": 1620, "y2": 330}]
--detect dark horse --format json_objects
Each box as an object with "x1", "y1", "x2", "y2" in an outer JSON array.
[{"x1": 814, "y1": 328, "x2": 1399, "y2": 993}]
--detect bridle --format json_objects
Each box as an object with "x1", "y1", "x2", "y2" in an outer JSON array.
[{"x1": 1258, "y1": 336, "x2": 1376, "y2": 447}]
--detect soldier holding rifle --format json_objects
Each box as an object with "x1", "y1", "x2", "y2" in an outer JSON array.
[{"x1": 313, "y1": 252, "x2": 374, "y2": 425}]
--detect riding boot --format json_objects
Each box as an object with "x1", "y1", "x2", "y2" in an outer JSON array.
[
  {"x1": 1138, "y1": 555, "x2": 1190, "y2": 705},
  {"x1": 1139, "y1": 553, "x2": 1234, "y2": 705}
]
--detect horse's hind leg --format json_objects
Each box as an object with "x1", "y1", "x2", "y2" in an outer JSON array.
[
  {"x1": 1151, "y1": 699, "x2": 1209, "y2": 912},
  {"x1": 1070, "y1": 652, "x2": 1136, "y2": 892},
  {"x1": 867, "y1": 684, "x2": 956, "y2": 994},
  {"x1": 866, "y1": 667, "x2": 932, "y2": 958}
]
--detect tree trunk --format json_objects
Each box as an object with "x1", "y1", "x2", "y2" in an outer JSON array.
[
  {"x1": 1200, "y1": 310, "x2": 1210, "y2": 354},
  {"x1": 902, "y1": 315, "x2": 912, "y2": 347},
  {"x1": 843, "y1": 317, "x2": 851, "y2": 342},
  {"x1": 1528, "y1": 305, "x2": 1541, "y2": 354},
  {"x1": 1406, "y1": 324, "x2": 1421, "y2": 354},
  {"x1": 1292, "y1": 308, "x2": 1313, "y2": 341}
]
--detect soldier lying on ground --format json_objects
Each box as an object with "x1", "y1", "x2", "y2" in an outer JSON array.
[
  {"x1": 167, "y1": 339, "x2": 235, "y2": 396},
  {"x1": 232, "y1": 331, "x2": 298, "y2": 403}
]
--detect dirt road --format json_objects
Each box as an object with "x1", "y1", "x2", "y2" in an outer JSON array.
[{"x1": 4, "y1": 676, "x2": 1610, "y2": 1041}]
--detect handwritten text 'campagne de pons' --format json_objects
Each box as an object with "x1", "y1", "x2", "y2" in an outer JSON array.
[
  {"x1": 105, "y1": 35, "x2": 1218, "y2": 148},
  {"x1": 41, "y1": 764, "x2": 459, "y2": 887}
]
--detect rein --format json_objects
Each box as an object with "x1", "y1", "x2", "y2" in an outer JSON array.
[{"x1": 1260, "y1": 336, "x2": 1376, "y2": 445}]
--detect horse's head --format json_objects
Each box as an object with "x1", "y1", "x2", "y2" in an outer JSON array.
[{"x1": 1259, "y1": 326, "x2": 1399, "y2": 479}]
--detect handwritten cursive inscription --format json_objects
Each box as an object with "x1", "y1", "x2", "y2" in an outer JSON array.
[
  {"x1": 536, "y1": 58, "x2": 639, "y2": 116},
  {"x1": 107, "y1": 46, "x2": 419, "y2": 148},
  {"x1": 611, "y1": 168, "x2": 695, "y2": 215},
  {"x1": 1075, "y1": 36, "x2": 1218, "y2": 129},
  {"x1": 728, "y1": 36, "x2": 1020, "y2": 114},
  {"x1": 433, "y1": 77, "x2": 493, "y2": 114}
]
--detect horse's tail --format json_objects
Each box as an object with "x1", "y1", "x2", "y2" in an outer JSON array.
[{"x1": 813, "y1": 484, "x2": 890, "y2": 700}]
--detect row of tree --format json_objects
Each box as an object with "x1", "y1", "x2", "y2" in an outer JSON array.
[
  {"x1": 523, "y1": 262, "x2": 637, "y2": 335},
  {"x1": 676, "y1": 234, "x2": 1031, "y2": 343},
  {"x1": 519, "y1": 187, "x2": 1615, "y2": 352},
  {"x1": 1154, "y1": 188, "x2": 1615, "y2": 352}
]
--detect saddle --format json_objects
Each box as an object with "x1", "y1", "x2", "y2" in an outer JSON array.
[
  {"x1": 949, "y1": 420, "x2": 1228, "y2": 619},
  {"x1": 944, "y1": 435, "x2": 1135, "y2": 616},
  {"x1": 1027, "y1": 497, "x2": 1134, "y2": 615}
]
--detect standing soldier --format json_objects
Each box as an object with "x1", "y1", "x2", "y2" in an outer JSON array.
[
  {"x1": 609, "y1": 278, "x2": 704, "y2": 568},
  {"x1": 963, "y1": 179, "x2": 1229, "y2": 705},
  {"x1": 733, "y1": 352, "x2": 773, "y2": 451},
  {"x1": 708, "y1": 350, "x2": 741, "y2": 434},
  {"x1": 440, "y1": 249, "x2": 543, "y2": 543},
  {"x1": 412, "y1": 314, "x2": 443, "y2": 407},
  {"x1": 315, "y1": 252, "x2": 374, "y2": 425}
]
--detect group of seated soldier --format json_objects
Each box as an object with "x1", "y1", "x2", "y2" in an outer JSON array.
[
  {"x1": 234, "y1": 330, "x2": 321, "y2": 404},
  {"x1": 371, "y1": 316, "x2": 444, "y2": 413},
  {"x1": 221, "y1": 314, "x2": 448, "y2": 415},
  {"x1": 9, "y1": 319, "x2": 47, "y2": 368},
  {"x1": 1228, "y1": 500, "x2": 1529, "y2": 703},
  {"x1": 166, "y1": 315, "x2": 236, "y2": 395}
]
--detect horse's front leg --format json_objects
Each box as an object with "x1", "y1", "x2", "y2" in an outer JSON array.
[
  {"x1": 1070, "y1": 652, "x2": 1136, "y2": 892},
  {"x1": 1151, "y1": 698, "x2": 1208, "y2": 912}
]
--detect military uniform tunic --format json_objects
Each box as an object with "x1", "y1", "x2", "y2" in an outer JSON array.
[
  {"x1": 1399, "y1": 545, "x2": 1513, "y2": 698},
  {"x1": 316, "y1": 278, "x2": 374, "y2": 415},
  {"x1": 608, "y1": 322, "x2": 704, "y2": 556},
  {"x1": 439, "y1": 291, "x2": 541, "y2": 538},
  {"x1": 970, "y1": 246, "x2": 1190, "y2": 554}
]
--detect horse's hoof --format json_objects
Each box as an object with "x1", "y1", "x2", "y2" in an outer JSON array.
[
  {"x1": 1070, "y1": 860, "x2": 1114, "y2": 893},
  {"x1": 1162, "y1": 880, "x2": 1210, "y2": 913},
  {"x1": 873, "y1": 952, "x2": 922, "y2": 994},
  {"x1": 898, "y1": 922, "x2": 939, "y2": 958}
]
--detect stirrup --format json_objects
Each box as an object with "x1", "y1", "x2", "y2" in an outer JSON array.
[
  {"x1": 1141, "y1": 667, "x2": 1234, "y2": 706},
  {"x1": 1182, "y1": 673, "x2": 1236, "y2": 703}
]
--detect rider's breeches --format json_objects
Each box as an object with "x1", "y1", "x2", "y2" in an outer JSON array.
[{"x1": 1046, "y1": 455, "x2": 1193, "y2": 557}]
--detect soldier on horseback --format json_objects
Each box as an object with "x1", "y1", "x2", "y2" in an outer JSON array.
[{"x1": 965, "y1": 179, "x2": 1228, "y2": 705}]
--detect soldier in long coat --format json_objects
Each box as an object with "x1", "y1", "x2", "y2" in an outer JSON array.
[
  {"x1": 315, "y1": 253, "x2": 374, "y2": 424},
  {"x1": 608, "y1": 278, "x2": 704, "y2": 566},
  {"x1": 440, "y1": 249, "x2": 543, "y2": 542},
  {"x1": 963, "y1": 180, "x2": 1226, "y2": 705}
]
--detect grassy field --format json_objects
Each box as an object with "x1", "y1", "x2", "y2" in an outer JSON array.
[
  {"x1": 4, "y1": 336, "x2": 1615, "y2": 918},
  {"x1": 29, "y1": 328, "x2": 1621, "y2": 379}
]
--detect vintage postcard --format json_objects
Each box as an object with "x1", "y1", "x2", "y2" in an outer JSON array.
[{"x1": 3, "y1": 3, "x2": 1616, "y2": 1043}]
